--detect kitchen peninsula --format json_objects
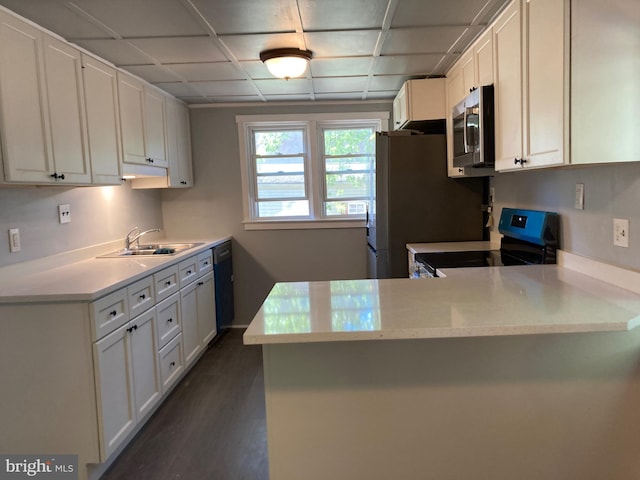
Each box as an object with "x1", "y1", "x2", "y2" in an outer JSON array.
[{"x1": 244, "y1": 262, "x2": 640, "y2": 480}]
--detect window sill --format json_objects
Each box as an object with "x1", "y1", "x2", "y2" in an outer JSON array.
[{"x1": 243, "y1": 219, "x2": 366, "y2": 231}]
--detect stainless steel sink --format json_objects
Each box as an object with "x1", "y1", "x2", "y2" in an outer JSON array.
[{"x1": 97, "y1": 242, "x2": 204, "y2": 258}]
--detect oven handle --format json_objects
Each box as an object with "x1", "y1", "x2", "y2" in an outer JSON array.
[{"x1": 463, "y1": 108, "x2": 469, "y2": 154}]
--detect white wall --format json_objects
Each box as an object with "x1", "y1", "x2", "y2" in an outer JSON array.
[
  {"x1": 0, "y1": 184, "x2": 163, "y2": 267},
  {"x1": 492, "y1": 162, "x2": 640, "y2": 270},
  {"x1": 161, "y1": 102, "x2": 392, "y2": 326}
]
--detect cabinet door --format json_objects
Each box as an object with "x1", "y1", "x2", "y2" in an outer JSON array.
[
  {"x1": 180, "y1": 281, "x2": 202, "y2": 367},
  {"x1": 0, "y1": 12, "x2": 53, "y2": 183},
  {"x1": 493, "y1": 0, "x2": 524, "y2": 171},
  {"x1": 392, "y1": 83, "x2": 407, "y2": 129},
  {"x1": 118, "y1": 73, "x2": 147, "y2": 165},
  {"x1": 93, "y1": 323, "x2": 136, "y2": 461},
  {"x1": 144, "y1": 87, "x2": 168, "y2": 167},
  {"x1": 42, "y1": 35, "x2": 91, "y2": 183},
  {"x1": 571, "y1": 0, "x2": 639, "y2": 164},
  {"x1": 82, "y1": 54, "x2": 122, "y2": 185},
  {"x1": 175, "y1": 102, "x2": 194, "y2": 187},
  {"x1": 446, "y1": 65, "x2": 464, "y2": 110},
  {"x1": 197, "y1": 272, "x2": 216, "y2": 346},
  {"x1": 460, "y1": 51, "x2": 475, "y2": 95},
  {"x1": 129, "y1": 309, "x2": 162, "y2": 420},
  {"x1": 523, "y1": 0, "x2": 567, "y2": 167},
  {"x1": 474, "y1": 29, "x2": 494, "y2": 88}
]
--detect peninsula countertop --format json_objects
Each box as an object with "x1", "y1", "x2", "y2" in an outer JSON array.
[
  {"x1": 243, "y1": 264, "x2": 640, "y2": 344},
  {"x1": 0, "y1": 236, "x2": 231, "y2": 303}
]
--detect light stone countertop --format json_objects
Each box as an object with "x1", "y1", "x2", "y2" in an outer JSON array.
[
  {"x1": 0, "y1": 236, "x2": 231, "y2": 303},
  {"x1": 243, "y1": 264, "x2": 640, "y2": 344},
  {"x1": 406, "y1": 240, "x2": 500, "y2": 254}
]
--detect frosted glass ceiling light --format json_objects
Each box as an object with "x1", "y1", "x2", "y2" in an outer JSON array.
[{"x1": 260, "y1": 48, "x2": 313, "y2": 80}]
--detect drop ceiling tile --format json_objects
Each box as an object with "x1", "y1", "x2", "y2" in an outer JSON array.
[
  {"x1": 152, "y1": 82, "x2": 202, "y2": 98},
  {"x1": 73, "y1": 39, "x2": 153, "y2": 66},
  {"x1": 254, "y1": 79, "x2": 311, "y2": 95},
  {"x1": 190, "y1": 0, "x2": 295, "y2": 34},
  {"x1": 264, "y1": 94, "x2": 315, "y2": 102},
  {"x1": 220, "y1": 33, "x2": 302, "y2": 62},
  {"x1": 190, "y1": 80, "x2": 259, "y2": 96},
  {"x1": 239, "y1": 61, "x2": 275, "y2": 80},
  {"x1": 368, "y1": 75, "x2": 413, "y2": 92},
  {"x1": 181, "y1": 97, "x2": 207, "y2": 104},
  {"x1": 298, "y1": 0, "x2": 387, "y2": 30},
  {"x1": 310, "y1": 57, "x2": 373, "y2": 77},
  {"x1": 374, "y1": 54, "x2": 445, "y2": 76},
  {"x1": 448, "y1": 26, "x2": 486, "y2": 54},
  {"x1": 391, "y1": 0, "x2": 499, "y2": 27},
  {"x1": 68, "y1": 0, "x2": 206, "y2": 37},
  {"x1": 207, "y1": 95, "x2": 265, "y2": 103},
  {"x1": 123, "y1": 65, "x2": 183, "y2": 83},
  {"x1": 0, "y1": 0, "x2": 111, "y2": 39},
  {"x1": 382, "y1": 27, "x2": 469, "y2": 55},
  {"x1": 305, "y1": 31, "x2": 380, "y2": 57},
  {"x1": 314, "y1": 92, "x2": 367, "y2": 100},
  {"x1": 165, "y1": 62, "x2": 246, "y2": 81},
  {"x1": 128, "y1": 37, "x2": 228, "y2": 64},
  {"x1": 313, "y1": 76, "x2": 369, "y2": 94},
  {"x1": 364, "y1": 91, "x2": 397, "y2": 100}
]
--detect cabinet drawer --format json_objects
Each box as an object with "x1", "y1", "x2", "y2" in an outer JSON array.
[
  {"x1": 128, "y1": 276, "x2": 155, "y2": 318},
  {"x1": 178, "y1": 255, "x2": 199, "y2": 287},
  {"x1": 90, "y1": 289, "x2": 129, "y2": 341},
  {"x1": 197, "y1": 249, "x2": 213, "y2": 276},
  {"x1": 154, "y1": 265, "x2": 179, "y2": 303},
  {"x1": 158, "y1": 332, "x2": 184, "y2": 393},
  {"x1": 156, "y1": 293, "x2": 181, "y2": 350}
]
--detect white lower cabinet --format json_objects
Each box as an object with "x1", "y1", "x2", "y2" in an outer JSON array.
[
  {"x1": 181, "y1": 270, "x2": 216, "y2": 367},
  {"x1": 93, "y1": 308, "x2": 161, "y2": 460},
  {"x1": 159, "y1": 332, "x2": 185, "y2": 392}
]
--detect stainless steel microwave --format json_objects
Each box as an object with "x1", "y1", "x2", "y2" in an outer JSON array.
[{"x1": 452, "y1": 85, "x2": 495, "y2": 168}]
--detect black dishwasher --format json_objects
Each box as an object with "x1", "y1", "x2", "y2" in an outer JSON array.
[{"x1": 213, "y1": 241, "x2": 234, "y2": 334}]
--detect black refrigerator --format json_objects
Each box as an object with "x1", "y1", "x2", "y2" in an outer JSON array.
[{"x1": 366, "y1": 131, "x2": 486, "y2": 278}]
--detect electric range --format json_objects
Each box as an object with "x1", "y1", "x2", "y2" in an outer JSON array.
[{"x1": 415, "y1": 208, "x2": 558, "y2": 277}]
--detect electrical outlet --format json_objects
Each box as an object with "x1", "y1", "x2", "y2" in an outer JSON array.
[
  {"x1": 574, "y1": 183, "x2": 584, "y2": 210},
  {"x1": 58, "y1": 204, "x2": 71, "y2": 224},
  {"x1": 613, "y1": 218, "x2": 629, "y2": 247},
  {"x1": 8, "y1": 228, "x2": 21, "y2": 253},
  {"x1": 489, "y1": 186, "x2": 495, "y2": 205}
]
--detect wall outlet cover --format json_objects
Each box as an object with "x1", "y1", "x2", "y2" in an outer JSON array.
[
  {"x1": 59, "y1": 204, "x2": 71, "y2": 224},
  {"x1": 613, "y1": 218, "x2": 629, "y2": 248},
  {"x1": 8, "y1": 228, "x2": 21, "y2": 253},
  {"x1": 574, "y1": 183, "x2": 584, "y2": 210}
]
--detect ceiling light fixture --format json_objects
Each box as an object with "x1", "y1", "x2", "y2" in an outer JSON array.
[{"x1": 260, "y1": 48, "x2": 313, "y2": 80}]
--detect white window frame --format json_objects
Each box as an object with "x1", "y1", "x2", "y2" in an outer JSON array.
[{"x1": 237, "y1": 112, "x2": 389, "y2": 230}]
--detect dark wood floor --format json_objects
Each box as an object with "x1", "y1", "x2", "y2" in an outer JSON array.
[{"x1": 101, "y1": 328, "x2": 268, "y2": 480}]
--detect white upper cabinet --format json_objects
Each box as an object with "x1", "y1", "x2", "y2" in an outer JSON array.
[
  {"x1": 0, "y1": 12, "x2": 91, "y2": 184},
  {"x1": 144, "y1": 87, "x2": 168, "y2": 168},
  {"x1": 571, "y1": 0, "x2": 639, "y2": 165},
  {"x1": 392, "y1": 78, "x2": 446, "y2": 129},
  {"x1": 42, "y1": 35, "x2": 92, "y2": 184},
  {"x1": 82, "y1": 54, "x2": 123, "y2": 185},
  {"x1": 167, "y1": 99, "x2": 194, "y2": 187},
  {"x1": 494, "y1": 0, "x2": 569, "y2": 171},
  {"x1": 118, "y1": 72, "x2": 147, "y2": 166},
  {"x1": 474, "y1": 28, "x2": 494, "y2": 89},
  {"x1": 0, "y1": 11, "x2": 52, "y2": 183}
]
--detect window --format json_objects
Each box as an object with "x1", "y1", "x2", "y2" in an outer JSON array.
[{"x1": 237, "y1": 112, "x2": 389, "y2": 229}]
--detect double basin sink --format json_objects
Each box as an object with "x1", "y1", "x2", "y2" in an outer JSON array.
[{"x1": 98, "y1": 242, "x2": 204, "y2": 258}]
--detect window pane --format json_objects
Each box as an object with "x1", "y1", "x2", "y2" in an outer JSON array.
[
  {"x1": 323, "y1": 128, "x2": 375, "y2": 156},
  {"x1": 257, "y1": 174, "x2": 305, "y2": 199},
  {"x1": 255, "y1": 130, "x2": 304, "y2": 156},
  {"x1": 256, "y1": 156, "x2": 304, "y2": 174},
  {"x1": 258, "y1": 200, "x2": 309, "y2": 217},
  {"x1": 325, "y1": 156, "x2": 372, "y2": 172},
  {"x1": 326, "y1": 172, "x2": 370, "y2": 198},
  {"x1": 325, "y1": 200, "x2": 369, "y2": 216}
]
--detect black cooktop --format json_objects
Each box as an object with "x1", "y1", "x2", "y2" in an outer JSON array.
[{"x1": 415, "y1": 250, "x2": 531, "y2": 276}]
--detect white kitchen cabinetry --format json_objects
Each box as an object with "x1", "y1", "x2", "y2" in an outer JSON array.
[
  {"x1": 392, "y1": 78, "x2": 446, "y2": 129},
  {"x1": 118, "y1": 72, "x2": 147, "y2": 165},
  {"x1": 144, "y1": 87, "x2": 168, "y2": 167},
  {"x1": 571, "y1": 0, "x2": 639, "y2": 165},
  {"x1": 82, "y1": 54, "x2": 123, "y2": 185},
  {"x1": 445, "y1": 28, "x2": 495, "y2": 178},
  {"x1": 132, "y1": 98, "x2": 194, "y2": 189},
  {"x1": 494, "y1": 0, "x2": 568, "y2": 171},
  {"x1": 0, "y1": 13, "x2": 91, "y2": 184}
]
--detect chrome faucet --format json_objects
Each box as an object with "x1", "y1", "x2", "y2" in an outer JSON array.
[{"x1": 125, "y1": 226, "x2": 161, "y2": 251}]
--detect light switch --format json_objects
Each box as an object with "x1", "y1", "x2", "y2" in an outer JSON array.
[{"x1": 8, "y1": 228, "x2": 20, "y2": 253}]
